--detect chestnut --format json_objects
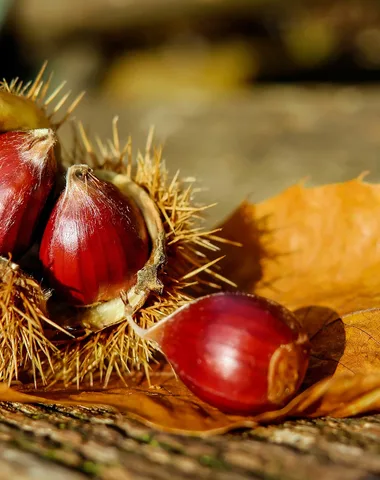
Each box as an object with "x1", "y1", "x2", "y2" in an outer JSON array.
[
  {"x1": 128, "y1": 292, "x2": 310, "y2": 414},
  {"x1": 40, "y1": 164, "x2": 150, "y2": 305},
  {"x1": 0, "y1": 129, "x2": 56, "y2": 258}
]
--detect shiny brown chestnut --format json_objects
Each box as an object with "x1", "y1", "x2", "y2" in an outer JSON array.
[
  {"x1": 127, "y1": 292, "x2": 310, "y2": 415},
  {"x1": 0, "y1": 129, "x2": 57, "y2": 258},
  {"x1": 39, "y1": 164, "x2": 150, "y2": 306}
]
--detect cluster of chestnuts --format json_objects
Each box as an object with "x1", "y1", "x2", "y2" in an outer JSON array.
[
  {"x1": 0, "y1": 72, "x2": 310, "y2": 415},
  {"x1": 0, "y1": 129, "x2": 151, "y2": 308}
]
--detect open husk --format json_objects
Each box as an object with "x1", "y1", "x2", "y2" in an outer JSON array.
[{"x1": 53, "y1": 166, "x2": 167, "y2": 333}]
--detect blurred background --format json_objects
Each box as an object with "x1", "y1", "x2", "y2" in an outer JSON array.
[{"x1": 2, "y1": 0, "x2": 380, "y2": 223}]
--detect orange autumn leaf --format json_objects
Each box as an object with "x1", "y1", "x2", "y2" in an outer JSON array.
[
  {"x1": 219, "y1": 177, "x2": 380, "y2": 315},
  {"x1": 301, "y1": 307, "x2": 380, "y2": 385}
]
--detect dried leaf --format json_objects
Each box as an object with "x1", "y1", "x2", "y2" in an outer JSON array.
[
  {"x1": 304, "y1": 307, "x2": 380, "y2": 385},
  {"x1": 256, "y1": 372, "x2": 380, "y2": 421},
  {"x1": 2, "y1": 366, "x2": 380, "y2": 435},
  {"x1": 220, "y1": 178, "x2": 380, "y2": 315}
]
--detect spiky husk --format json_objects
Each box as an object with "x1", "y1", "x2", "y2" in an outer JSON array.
[
  {"x1": 0, "y1": 62, "x2": 84, "y2": 131},
  {"x1": 0, "y1": 258, "x2": 65, "y2": 386},
  {"x1": 49, "y1": 120, "x2": 236, "y2": 387}
]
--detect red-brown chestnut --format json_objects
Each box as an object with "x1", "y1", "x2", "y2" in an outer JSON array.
[
  {"x1": 0, "y1": 129, "x2": 57, "y2": 258},
  {"x1": 39, "y1": 164, "x2": 150, "y2": 306},
  {"x1": 127, "y1": 292, "x2": 310, "y2": 415}
]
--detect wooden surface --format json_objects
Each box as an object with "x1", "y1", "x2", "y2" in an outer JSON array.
[
  {"x1": 2, "y1": 402, "x2": 380, "y2": 479},
  {"x1": 3, "y1": 86, "x2": 380, "y2": 478}
]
